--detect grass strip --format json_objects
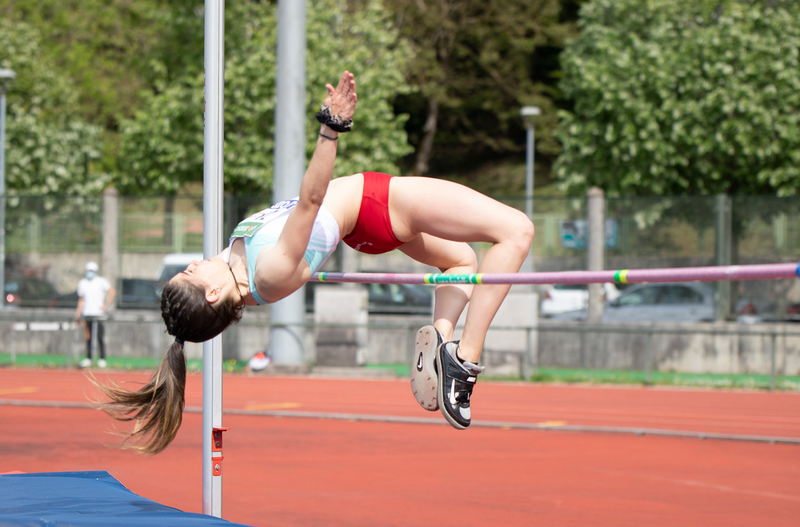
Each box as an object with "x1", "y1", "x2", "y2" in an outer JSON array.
[
  {"x1": 0, "y1": 353, "x2": 239, "y2": 373},
  {"x1": 3, "y1": 354, "x2": 798, "y2": 390},
  {"x1": 528, "y1": 367, "x2": 800, "y2": 390}
]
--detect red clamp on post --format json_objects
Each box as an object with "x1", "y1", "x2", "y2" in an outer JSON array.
[{"x1": 211, "y1": 427, "x2": 230, "y2": 477}]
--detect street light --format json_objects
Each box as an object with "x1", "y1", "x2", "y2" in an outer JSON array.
[
  {"x1": 520, "y1": 106, "x2": 540, "y2": 274},
  {"x1": 0, "y1": 69, "x2": 16, "y2": 308},
  {"x1": 520, "y1": 106, "x2": 541, "y2": 221}
]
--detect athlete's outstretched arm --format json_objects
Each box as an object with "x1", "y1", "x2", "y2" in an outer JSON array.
[
  {"x1": 297, "y1": 71, "x2": 357, "y2": 210},
  {"x1": 255, "y1": 71, "x2": 357, "y2": 297}
]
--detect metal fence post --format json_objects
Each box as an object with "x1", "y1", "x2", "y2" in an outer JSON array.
[
  {"x1": 102, "y1": 188, "x2": 119, "y2": 310},
  {"x1": 522, "y1": 327, "x2": 531, "y2": 381},
  {"x1": 407, "y1": 324, "x2": 417, "y2": 365},
  {"x1": 770, "y1": 331, "x2": 777, "y2": 391},
  {"x1": 715, "y1": 194, "x2": 732, "y2": 320},
  {"x1": 579, "y1": 331, "x2": 586, "y2": 369},
  {"x1": 587, "y1": 187, "x2": 605, "y2": 323},
  {"x1": 645, "y1": 330, "x2": 654, "y2": 385}
]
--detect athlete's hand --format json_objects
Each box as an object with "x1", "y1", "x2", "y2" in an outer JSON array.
[{"x1": 323, "y1": 71, "x2": 357, "y2": 121}]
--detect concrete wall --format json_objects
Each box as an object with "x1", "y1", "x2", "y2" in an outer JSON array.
[
  {"x1": 533, "y1": 321, "x2": 800, "y2": 376},
  {"x1": 2, "y1": 307, "x2": 798, "y2": 377}
]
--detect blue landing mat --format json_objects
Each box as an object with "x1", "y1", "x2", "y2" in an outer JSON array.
[{"x1": 0, "y1": 471, "x2": 253, "y2": 527}]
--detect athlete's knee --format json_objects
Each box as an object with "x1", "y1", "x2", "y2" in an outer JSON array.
[
  {"x1": 504, "y1": 210, "x2": 535, "y2": 253},
  {"x1": 462, "y1": 247, "x2": 478, "y2": 273}
]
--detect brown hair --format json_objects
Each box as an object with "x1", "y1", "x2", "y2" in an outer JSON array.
[{"x1": 95, "y1": 279, "x2": 244, "y2": 455}]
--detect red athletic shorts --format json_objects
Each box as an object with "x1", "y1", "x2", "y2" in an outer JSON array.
[{"x1": 342, "y1": 172, "x2": 405, "y2": 254}]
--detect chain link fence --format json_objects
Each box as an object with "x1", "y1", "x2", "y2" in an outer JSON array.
[{"x1": 3, "y1": 192, "x2": 799, "y2": 319}]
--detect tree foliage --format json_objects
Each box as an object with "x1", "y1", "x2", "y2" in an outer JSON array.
[
  {"x1": 116, "y1": 0, "x2": 413, "y2": 195},
  {"x1": 554, "y1": 0, "x2": 800, "y2": 197},
  {"x1": 0, "y1": 20, "x2": 107, "y2": 196},
  {"x1": 386, "y1": 0, "x2": 572, "y2": 180},
  {"x1": 1, "y1": 0, "x2": 411, "y2": 197}
]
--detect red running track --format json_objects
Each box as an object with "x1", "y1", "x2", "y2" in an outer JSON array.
[{"x1": 1, "y1": 368, "x2": 799, "y2": 526}]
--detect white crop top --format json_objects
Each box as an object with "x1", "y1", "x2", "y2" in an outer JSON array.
[{"x1": 228, "y1": 199, "x2": 341, "y2": 305}]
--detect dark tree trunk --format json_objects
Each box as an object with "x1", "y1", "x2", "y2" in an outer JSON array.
[{"x1": 414, "y1": 97, "x2": 439, "y2": 176}]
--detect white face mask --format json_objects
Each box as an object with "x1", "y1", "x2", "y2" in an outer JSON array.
[{"x1": 85, "y1": 271, "x2": 96, "y2": 279}]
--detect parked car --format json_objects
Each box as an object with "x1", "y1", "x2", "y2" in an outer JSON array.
[
  {"x1": 540, "y1": 283, "x2": 620, "y2": 317},
  {"x1": 553, "y1": 282, "x2": 717, "y2": 322},
  {"x1": 736, "y1": 298, "x2": 800, "y2": 323},
  {"x1": 306, "y1": 281, "x2": 434, "y2": 315},
  {"x1": 365, "y1": 282, "x2": 434, "y2": 315},
  {"x1": 4, "y1": 275, "x2": 60, "y2": 308},
  {"x1": 118, "y1": 278, "x2": 162, "y2": 310},
  {"x1": 156, "y1": 253, "x2": 204, "y2": 282},
  {"x1": 50, "y1": 290, "x2": 78, "y2": 309}
]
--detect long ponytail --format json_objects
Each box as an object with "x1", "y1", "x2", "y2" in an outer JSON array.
[
  {"x1": 94, "y1": 340, "x2": 187, "y2": 455},
  {"x1": 94, "y1": 278, "x2": 243, "y2": 454}
]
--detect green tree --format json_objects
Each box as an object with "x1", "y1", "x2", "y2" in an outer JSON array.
[
  {"x1": 4, "y1": 0, "x2": 170, "y2": 121},
  {"x1": 554, "y1": 0, "x2": 800, "y2": 196},
  {"x1": 116, "y1": 0, "x2": 413, "y2": 195},
  {"x1": 385, "y1": 0, "x2": 572, "y2": 183},
  {"x1": 0, "y1": 20, "x2": 107, "y2": 196},
  {"x1": 1, "y1": 0, "x2": 229, "y2": 175}
]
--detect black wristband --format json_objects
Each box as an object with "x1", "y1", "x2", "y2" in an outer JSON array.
[
  {"x1": 319, "y1": 132, "x2": 338, "y2": 141},
  {"x1": 315, "y1": 105, "x2": 352, "y2": 133}
]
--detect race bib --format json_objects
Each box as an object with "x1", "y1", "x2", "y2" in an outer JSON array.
[{"x1": 230, "y1": 199, "x2": 298, "y2": 238}]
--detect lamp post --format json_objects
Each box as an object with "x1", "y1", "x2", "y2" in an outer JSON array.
[
  {"x1": 0, "y1": 69, "x2": 16, "y2": 309},
  {"x1": 520, "y1": 106, "x2": 540, "y2": 273}
]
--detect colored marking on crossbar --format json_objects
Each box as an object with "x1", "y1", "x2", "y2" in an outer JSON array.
[
  {"x1": 796, "y1": 263, "x2": 800, "y2": 279},
  {"x1": 423, "y1": 273, "x2": 483, "y2": 284},
  {"x1": 613, "y1": 270, "x2": 630, "y2": 284}
]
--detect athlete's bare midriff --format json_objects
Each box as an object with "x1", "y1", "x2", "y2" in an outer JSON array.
[{"x1": 322, "y1": 173, "x2": 364, "y2": 238}]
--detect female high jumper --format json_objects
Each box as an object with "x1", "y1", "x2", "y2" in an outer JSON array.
[{"x1": 98, "y1": 71, "x2": 534, "y2": 454}]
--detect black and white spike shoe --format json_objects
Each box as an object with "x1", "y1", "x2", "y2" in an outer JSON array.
[{"x1": 436, "y1": 341, "x2": 484, "y2": 430}]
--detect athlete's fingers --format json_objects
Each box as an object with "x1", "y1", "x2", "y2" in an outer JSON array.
[
  {"x1": 343, "y1": 72, "x2": 356, "y2": 97},
  {"x1": 335, "y1": 71, "x2": 349, "y2": 94}
]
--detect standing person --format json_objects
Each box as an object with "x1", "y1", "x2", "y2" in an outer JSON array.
[
  {"x1": 96, "y1": 71, "x2": 534, "y2": 454},
  {"x1": 74, "y1": 261, "x2": 116, "y2": 368}
]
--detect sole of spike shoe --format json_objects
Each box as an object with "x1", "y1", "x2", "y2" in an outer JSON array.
[{"x1": 410, "y1": 326, "x2": 440, "y2": 411}]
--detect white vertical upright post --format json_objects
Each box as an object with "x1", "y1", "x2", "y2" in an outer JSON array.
[
  {"x1": 203, "y1": 0, "x2": 225, "y2": 517},
  {"x1": 0, "y1": 69, "x2": 16, "y2": 309},
  {"x1": 524, "y1": 124, "x2": 534, "y2": 221},
  {"x1": 0, "y1": 82, "x2": 6, "y2": 309},
  {"x1": 271, "y1": 0, "x2": 307, "y2": 365}
]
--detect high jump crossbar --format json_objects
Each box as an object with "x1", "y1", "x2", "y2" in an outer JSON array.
[{"x1": 311, "y1": 262, "x2": 800, "y2": 286}]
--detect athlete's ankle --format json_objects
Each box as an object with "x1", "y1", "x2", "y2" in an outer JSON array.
[
  {"x1": 454, "y1": 345, "x2": 480, "y2": 365},
  {"x1": 432, "y1": 324, "x2": 453, "y2": 343}
]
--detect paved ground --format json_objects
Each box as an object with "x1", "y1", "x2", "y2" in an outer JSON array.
[{"x1": 2, "y1": 368, "x2": 799, "y2": 526}]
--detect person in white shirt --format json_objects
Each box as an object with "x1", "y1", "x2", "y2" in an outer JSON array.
[{"x1": 73, "y1": 261, "x2": 116, "y2": 368}]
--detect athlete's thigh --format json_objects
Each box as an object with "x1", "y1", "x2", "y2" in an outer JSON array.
[
  {"x1": 399, "y1": 233, "x2": 476, "y2": 272},
  {"x1": 389, "y1": 176, "x2": 523, "y2": 243}
]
